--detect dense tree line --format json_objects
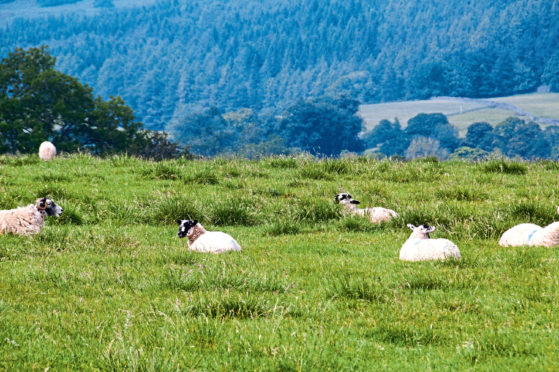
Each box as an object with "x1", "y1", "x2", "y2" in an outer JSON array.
[
  {"x1": 0, "y1": 47, "x2": 187, "y2": 159},
  {"x1": 167, "y1": 95, "x2": 364, "y2": 157},
  {"x1": 0, "y1": 0, "x2": 557, "y2": 131}
]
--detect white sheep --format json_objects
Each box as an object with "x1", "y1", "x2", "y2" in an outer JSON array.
[
  {"x1": 176, "y1": 219, "x2": 241, "y2": 253},
  {"x1": 399, "y1": 224, "x2": 461, "y2": 261},
  {"x1": 499, "y1": 222, "x2": 559, "y2": 247},
  {"x1": 39, "y1": 141, "x2": 56, "y2": 161},
  {"x1": 335, "y1": 192, "x2": 398, "y2": 224},
  {"x1": 0, "y1": 197, "x2": 63, "y2": 236}
]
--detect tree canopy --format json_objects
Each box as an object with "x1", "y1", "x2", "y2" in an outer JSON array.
[
  {"x1": 0, "y1": 47, "x2": 185, "y2": 158},
  {"x1": 1, "y1": 0, "x2": 557, "y2": 129}
]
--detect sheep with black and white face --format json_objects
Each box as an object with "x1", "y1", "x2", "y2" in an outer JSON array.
[
  {"x1": 176, "y1": 219, "x2": 242, "y2": 254},
  {"x1": 0, "y1": 197, "x2": 63, "y2": 236},
  {"x1": 335, "y1": 192, "x2": 398, "y2": 224}
]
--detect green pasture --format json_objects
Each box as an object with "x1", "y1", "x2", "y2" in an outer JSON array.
[
  {"x1": 0, "y1": 155, "x2": 558, "y2": 370},
  {"x1": 359, "y1": 93, "x2": 559, "y2": 135}
]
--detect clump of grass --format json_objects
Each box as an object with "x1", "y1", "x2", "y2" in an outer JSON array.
[
  {"x1": 52, "y1": 207, "x2": 83, "y2": 225},
  {"x1": 337, "y1": 215, "x2": 384, "y2": 232},
  {"x1": 401, "y1": 275, "x2": 449, "y2": 291},
  {"x1": 182, "y1": 296, "x2": 271, "y2": 319},
  {"x1": 327, "y1": 275, "x2": 390, "y2": 303},
  {"x1": 148, "y1": 197, "x2": 204, "y2": 225},
  {"x1": 35, "y1": 172, "x2": 71, "y2": 183},
  {"x1": 321, "y1": 159, "x2": 350, "y2": 175},
  {"x1": 380, "y1": 165, "x2": 438, "y2": 183},
  {"x1": 210, "y1": 196, "x2": 256, "y2": 226},
  {"x1": 164, "y1": 270, "x2": 201, "y2": 292},
  {"x1": 0, "y1": 155, "x2": 40, "y2": 166},
  {"x1": 106, "y1": 201, "x2": 145, "y2": 225},
  {"x1": 505, "y1": 201, "x2": 555, "y2": 224},
  {"x1": 470, "y1": 330, "x2": 539, "y2": 359},
  {"x1": 34, "y1": 186, "x2": 74, "y2": 201},
  {"x1": 184, "y1": 168, "x2": 219, "y2": 185},
  {"x1": 263, "y1": 220, "x2": 301, "y2": 236},
  {"x1": 368, "y1": 326, "x2": 447, "y2": 346},
  {"x1": 294, "y1": 199, "x2": 340, "y2": 223},
  {"x1": 435, "y1": 186, "x2": 488, "y2": 201},
  {"x1": 141, "y1": 162, "x2": 183, "y2": 180},
  {"x1": 265, "y1": 156, "x2": 299, "y2": 169},
  {"x1": 298, "y1": 166, "x2": 334, "y2": 180},
  {"x1": 482, "y1": 160, "x2": 527, "y2": 175},
  {"x1": 109, "y1": 154, "x2": 142, "y2": 168}
]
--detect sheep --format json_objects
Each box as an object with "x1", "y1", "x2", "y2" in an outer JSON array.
[
  {"x1": 39, "y1": 141, "x2": 56, "y2": 161},
  {"x1": 176, "y1": 219, "x2": 241, "y2": 253},
  {"x1": 334, "y1": 192, "x2": 398, "y2": 224},
  {"x1": 0, "y1": 197, "x2": 63, "y2": 236},
  {"x1": 399, "y1": 224, "x2": 461, "y2": 261},
  {"x1": 499, "y1": 222, "x2": 559, "y2": 247}
]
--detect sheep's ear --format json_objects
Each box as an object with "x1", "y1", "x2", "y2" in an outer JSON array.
[
  {"x1": 351, "y1": 200, "x2": 360, "y2": 204},
  {"x1": 407, "y1": 224, "x2": 415, "y2": 230},
  {"x1": 427, "y1": 226, "x2": 436, "y2": 233},
  {"x1": 334, "y1": 195, "x2": 339, "y2": 203},
  {"x1": 193, "y1": 220, "x2": 198, "y2": 225},
  {"x1": 176, "y1": 219, "x2": 182, "y2": 225}
]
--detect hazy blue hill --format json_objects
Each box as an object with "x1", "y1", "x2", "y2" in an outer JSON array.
[{"x1": 1, "y1": 0, "x2": 558, "y2": 130}]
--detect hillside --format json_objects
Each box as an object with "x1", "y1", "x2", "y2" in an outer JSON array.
[
  {"x1": 1, "y1": 155, "x2": 558, "y2": 369},
  {"x1": 359, "y1": 93, "x2": 559, "y2": 136},
  {"x1": 1, "y1": 0, "x2": 558, "y2": 130}
]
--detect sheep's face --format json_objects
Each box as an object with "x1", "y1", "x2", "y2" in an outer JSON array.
[
  {"x1": 35, "y1": 197, "x2": 63, "y2": 217},
  {"x1": 176, "y1": 219, "x2": 198, "y2": 238},
  {"x1": 407, "y1": 223, "x2": 435, "y2": 238},
  {"x1": 335, "y1": 193, "x2": 360, "y2": 205}
]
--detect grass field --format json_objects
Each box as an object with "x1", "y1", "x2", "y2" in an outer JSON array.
[
  {"x1": 1, "y1": 155, "x2": 558, "y2": 370},
  {"x1": 359, "y1": 93, "x2": 559, "y2": 136}
]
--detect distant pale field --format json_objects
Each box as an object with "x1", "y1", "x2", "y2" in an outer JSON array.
[
  {"x1": 358, "y1": 99, "x2": 487, "y2": 130},
  {"x1": 359, "y1": 93, "x2": 559, "y2": 136},
  {"x1": 494, "y1": 93, "x2": 559, "y2": 119},
  {"x1": 0, "y1": 155, "x2": 558, "y2": 370},
  {"x1": 0, "y1": 0, "x2": 157, "y2": 26}
]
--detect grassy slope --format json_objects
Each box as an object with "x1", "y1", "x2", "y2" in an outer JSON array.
[
  {"x1": 0, "y1": 155, "x2": 558, "y2": 370},
  {"x1": 359, "y1": 93, "x2": 559, "y2": 136}
]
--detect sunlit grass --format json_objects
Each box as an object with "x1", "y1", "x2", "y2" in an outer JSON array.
[{"x1": 0, "y1": 154, "x2": 558, "y2": 370}]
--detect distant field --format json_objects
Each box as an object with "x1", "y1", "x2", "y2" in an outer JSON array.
[
  {"x1": 0, "y1": 0, "x2": 157, "y2": 25},
  {"x1": 1, "y1": 155, "x2": 558, "y2": 370},
  {"x1": 359, "y1": 93, "x2": 559, "y2": 136}
]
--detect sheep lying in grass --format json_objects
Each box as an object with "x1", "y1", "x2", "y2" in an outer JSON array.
[
  {"x1": 0, "y1": 197, "x2": 63, "y2": 236},
  {"x1": 39, "y1": 141, "x2": 57, "y2": 161},
  {"x1": 499, "y1": 222, "x2": 559, "y2": 247},
  {"x1": 400, "y1": 224, "x2": 461, "y2": 261},
  {"x1": 335, "y1": 192, "x2": 398, "y2": 224},
  {"x1": 176, "y1": 219, "x2": 242, "y2": 253}
]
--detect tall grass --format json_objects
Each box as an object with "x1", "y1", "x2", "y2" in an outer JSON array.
[{"x1": 0, "y1": 155, "x2": 558, "y2": 370}]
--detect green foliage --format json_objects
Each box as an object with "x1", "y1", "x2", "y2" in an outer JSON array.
[
  {"x1": 1, "y1": 1, "x2": 557, "y2": 131},
  {"x1": 448, "y1": 146, "x2": 490, "y2": 161},
  {"x1": 276, "y1": 96, "x2": 365, "y2": 156},
  {"x1": 0, "y1": 47, "x2": 187, "y2": 159}
]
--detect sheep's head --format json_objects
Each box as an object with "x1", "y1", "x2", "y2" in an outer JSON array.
[
  {"x1": 176, "y1": 219, "x2": 198, "y2": 238},
  {"x1": 407, "y1": 223, "x2": 435, "y2": 239},
  {"x1": 335, "y1": 192, "x2": 360, "y2": 205},
  {"x1": 35, "y1": 197, "x2": 63, "y2": 217}
]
